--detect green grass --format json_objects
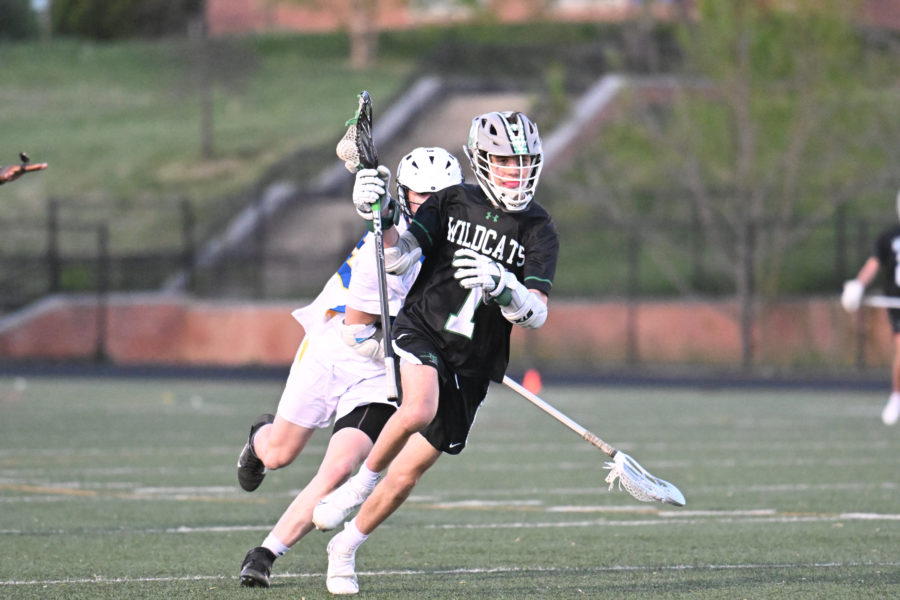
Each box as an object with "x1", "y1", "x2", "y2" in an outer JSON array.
[
  {"x1": 0, "y1": 35, "x2": 414, "y2": 216},
  {"x1": 1, "y1": 375, "x2": 898, "y2": 598}
]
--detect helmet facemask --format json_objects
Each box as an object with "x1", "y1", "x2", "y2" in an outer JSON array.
[{"x1": 464, "y1": 111, "x2": 543, "y2": 212}]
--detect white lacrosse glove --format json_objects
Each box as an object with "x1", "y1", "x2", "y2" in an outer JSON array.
[
  {"x1": 384, "y1": 229, "x2": 422, "y2": 275},
  {"x1": 340, "y1": 319, "x2": 384, "y2": 361},
  {"x1": 451, "y1": 248, "x2": 548, "y2": 329},
  {"x1": 353, "y1": 166, "x2": 396, "y2": 230},
  {"x1": 841, "y1": 279, "x2": 864, "y2": 313},
  {"x1": 451, "y1": 248, "x2": 508, "y2": 299}
]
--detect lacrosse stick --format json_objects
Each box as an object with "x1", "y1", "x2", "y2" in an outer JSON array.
[
  {"x1": 0, "y1": 152, "x2": 48, "y2": 185},
  {"x1": 502, "y1": 375, "x2": 686, "y2": 506},
  {"x1": 863, "y1": 295, "x2": 900, "y2": 309},
  {"x1": 336, "y1": 91, "x2": 401, "y2": 402}
]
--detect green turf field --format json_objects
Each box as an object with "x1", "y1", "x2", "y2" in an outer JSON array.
[{"x1": 1, "y1": 375, "x2": 897, "y2": 599}]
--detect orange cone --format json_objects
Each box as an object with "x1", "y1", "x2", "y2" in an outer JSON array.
[{"x1": 522, "y1": 368, "x2": 542, "y2": 395}]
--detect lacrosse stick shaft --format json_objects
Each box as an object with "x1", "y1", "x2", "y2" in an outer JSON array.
[
  {"x1": 371, "y1": 198, "x2": 400, "y2": 400},
  {"x1": 502, "y1": 376, "x2": 616, "y2": 457},
  {"x1": 346, "y1": 90, "x2": 400, "y2": 401},
  {"x1": 863, "y1": 295, "x2": 900, "y2": 309}
]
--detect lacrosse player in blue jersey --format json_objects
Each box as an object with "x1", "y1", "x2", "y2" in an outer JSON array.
[
  {"x1": 236, "y1": 147, "x2": 463, "y2": 587},
  {"x1": 841, "y1": 191, "x2": 900, "y2": 426},
  {"x1": 313, "y1": 111, "x2": 560, "y2": 595}
]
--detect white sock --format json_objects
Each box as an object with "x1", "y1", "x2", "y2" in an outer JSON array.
[
  {"x1": 891, "y1": 392, "x2": 900, "y2": 402},
  {"x1": 353, "y1": 464, "x2": 380, "y2": 490},
  {"x1": 262, "y1": 533, "x2": 290, "y2": 557},
  {"x1": 251, "y1": 424, "x2": 272, "y2": 457},
  {"x1": 339, "y1": 518, "x2": 368, "y2": 552}
]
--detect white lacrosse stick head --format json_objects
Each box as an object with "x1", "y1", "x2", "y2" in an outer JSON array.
[{"x1": 604, "y1": 452, "x2": 686, "y2": 507}]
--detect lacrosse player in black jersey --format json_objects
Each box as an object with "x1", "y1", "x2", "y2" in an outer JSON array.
[
  {"x1": 313, "y1": 111, "x2": 560, "y2": 594},
  {"x1": 234, "y1": 147, "x2": 464, "y2": 588},
  {"x1": 841, "y1": 191, "x2": 900, "y2": 426}
]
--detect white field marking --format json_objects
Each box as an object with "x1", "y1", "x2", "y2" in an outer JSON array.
[
  {"x1": 132, "y1": 486, "x2": 237, "y2": 494},
  {"x1": 6, "y1": 509, "x2": 899, "y2": 538},
  {"x1": 0, "y1": 482, "x2": 271, "y2": 505},
  {"x1": 2, "y1": 451, "x2": 893, "y2": 479},
  {"x1": 168, "y1": 524, "x2": 270, "y2": 533},
  {"x1": 417, "y1": 499, "x2": 543, "y2": 509},
  {"x1": 546, "y1": 507, "x2": 777, "y2": 517},
  {"x1": 742, "y1": 481, "x2": 898, "y2": 493},
  {"x1": 422, "y1": 512, "x2": 900, "y2": 530},
  {"x1": 0, "y1": 524, "x2": 272, "y2": 536},
  {"x1": 0, "y1": 445, "x2": 324, "y2": 462},
  {"x1": 2, "y1": 479, "x2": 897, "y2": 507},
  {"x1": 840, "y1": 512, "x2": 900, "y2": 520},
  {"x1": 0, "y1": 484, "x2": 246, "y2": 495},
  {"x1": 419, "y1": 480, "x2": 898, "y2": 498},
  {"x1": 470, "y1": 437, "x2": 897, "y2": 455},
  {"x1": 657, "y1": 509, "x2": 776, "y2": 517},
  {"x1": 3, "y1": 560, "x2": 900, "y2": 587},
  {"x1": 432, "y1": 454, "x2": 898, "y2": 474},
  {"x1": 546, "y1": 505, "x2": 666, "y2": 514},
  {"x1": 7, "y1": 436, "x2": 883, "y2": 462}
]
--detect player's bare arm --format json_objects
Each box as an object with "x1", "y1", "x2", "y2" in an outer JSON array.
[{"x1": 0, "y1": 153, "x2": 47, "y2": 185}]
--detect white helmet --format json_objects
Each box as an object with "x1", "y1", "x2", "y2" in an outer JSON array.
[
  {"x1": 463, "y1": 111, "x2": 543, "y2": 212},
  {"x1": 396, "y1": 147, "x2": 463, "y2": 217}
]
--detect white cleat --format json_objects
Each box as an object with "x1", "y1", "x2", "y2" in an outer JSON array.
[
  {"x1": 313, "y1": 480, "x2": 372, "y2": 531},
  {"x1": 882, "y1": 393, "x2": 900, "y2": 426},
  {"x1": 326, "y1": 534, "x2": 359, "y2": 595}
]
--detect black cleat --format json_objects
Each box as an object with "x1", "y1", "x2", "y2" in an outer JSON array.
[
  {"x1": 237, "y1": 413, "x2": 274, "y2": 491},
  {"x1": 239, "y1": 546, "x2": 276, "y2": 588}
]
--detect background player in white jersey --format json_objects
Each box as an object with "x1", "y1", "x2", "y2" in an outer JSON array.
[
  {"x1": 314, "y1": 111, "x2": 560, "y2": 595},
  {"x1": 236, "y1": 147, "x2": 463, "y2": 587},
  {"x1": 841, "y1": 190, "x2": 900, "y2": 425}
]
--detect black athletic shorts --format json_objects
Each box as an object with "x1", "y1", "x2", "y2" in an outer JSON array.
[
  {"x1": 394, "y1": 328, "x2": 490, "y2": 455},
  {"x1": 888, "y1": 308, "x2": 900, "y2": 333},
  {"x1": 332, "y1": 402, "x2": 396, "y2": 444}
]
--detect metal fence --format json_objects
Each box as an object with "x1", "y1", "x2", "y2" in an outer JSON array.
[
  {"x1": 0, "y1": 198, "x2": 195, "y2": 310},
  {"x1": 0, "y1": 197, "x2": 888, "y2": 312}
]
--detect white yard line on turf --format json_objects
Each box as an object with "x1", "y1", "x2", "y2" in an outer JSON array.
[
  {"x1": 5, "y1": 509, "x2": 898, "y2": 537},
  {"x1": 1, "y1": 479, "x2": 897, "y2": 504},
  {"x1": 3, "y1": 560, "x2": 900, "y2": 587}
]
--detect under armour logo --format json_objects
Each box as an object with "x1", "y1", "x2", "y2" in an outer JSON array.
[{"x1": 485, "y1": 211, "x2": 499, "y2": 222}]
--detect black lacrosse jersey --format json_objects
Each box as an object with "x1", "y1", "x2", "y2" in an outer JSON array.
[
  {"x1": 874, "y1": 224, "x2": 900, "y2": 297},
  {"x1": 394, "y1": 183, "x2": 559, "y2": 382}
]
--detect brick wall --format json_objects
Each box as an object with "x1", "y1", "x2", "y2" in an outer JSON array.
[
  {"x1": 0, "y1": 293, "x2": 888, "y2": 371},
  {"x1": 205, "y1": 0, "x2": 638, "y2": 36},
  {"x1": 205, "y1": 1, "x2": 899, "y2": 38}
]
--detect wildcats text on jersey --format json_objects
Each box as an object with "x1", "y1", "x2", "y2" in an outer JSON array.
[{"x1": 446, "y1": 215, "x2": 525, "y2": 268}]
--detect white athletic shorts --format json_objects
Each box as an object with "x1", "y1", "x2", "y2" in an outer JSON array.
[{"x1": 277, "y1": 316, "x2": 394, "y2": 429}]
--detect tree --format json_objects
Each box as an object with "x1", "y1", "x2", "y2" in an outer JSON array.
[
  {"x1": 271, "y1": 0, "x2": 532, "y2": 69},
  {"x1": 561, "y1": 0, "x2": 900, "y2": 367},
  {"x1": 51, "y1": 0, "x2": 202, "y2": 39},
  {"x1": 273, "y1": 0, "x2": 383, "y2": 69},
  {"x1": 186, "y1": 11, "x2": 259, "y2": 158},
  {"x1": 0, "y1": 0, "x2": 39, "y2": 39}
]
